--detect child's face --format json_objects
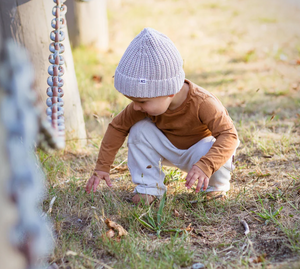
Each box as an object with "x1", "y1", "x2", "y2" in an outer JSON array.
[{"x1": 125, "y1": 95, "x2": 174, "y2": 116}]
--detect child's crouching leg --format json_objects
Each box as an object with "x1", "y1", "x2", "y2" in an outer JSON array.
[
  {"x1": 178, "y1": 136, "x2": 235, "y2": 195},
  {"x1": 127, "y1": 119, "x2": 168, "y2": 199},
  {"x1": 207, "y1": 156, "x2": 233, "y2": 193},
  {"x1": 207, "y1": 140, "x2": 239, "y2": 195}
]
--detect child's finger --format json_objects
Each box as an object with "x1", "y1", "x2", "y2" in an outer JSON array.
[
  {"x1": 195, "y1": 177, "x2": 204, "y2": 192},
  {"x1": 185, "y1": 170, "x2": 195, "y2": 186},
  {"x1": 85, "y1": 177, "x2": 94, "y2": 193},
  {"x1": 202, "y1": 177, "x2": 209, "y2": 191},
  {"x1": 186, "y1": 173, "x2": 198, "y2": 189},
  {"x1": 185, "y1": 172, "x2": 192, "y2": 186},
  {"x1": 104, "y1": 175, "x2": 112, "y2": 187},
  {"x1": 93, "y1": 177, "x2": 100, "y2": 192}
]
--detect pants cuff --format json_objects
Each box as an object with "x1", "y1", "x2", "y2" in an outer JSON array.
[
  {"x1": 204, "y1": 185, "x2": 230, "y2": 192},
  {"x1": 134, "y1": 186, "x2": 166, "y2": 198}
]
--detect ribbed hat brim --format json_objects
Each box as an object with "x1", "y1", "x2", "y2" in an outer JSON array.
[{"x1": 114, "y1": 68, "x2": 185, "y2": 98}]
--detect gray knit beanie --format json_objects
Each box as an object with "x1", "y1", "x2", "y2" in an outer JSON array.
[{"x1": 114, "y1": 28, "x2": 185, "y2": 98}]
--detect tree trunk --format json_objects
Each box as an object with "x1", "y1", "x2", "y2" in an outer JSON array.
[
  {"x1": 0, "y1": 0, "x2": 87, "y2": 142},
  {"x1": 66, "y1": 0, "x2": 109, "y2": 51}
]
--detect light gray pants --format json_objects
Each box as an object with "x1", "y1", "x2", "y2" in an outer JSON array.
[{"x1": 127, "y1": 118, "x2": 236, "y2": 196}]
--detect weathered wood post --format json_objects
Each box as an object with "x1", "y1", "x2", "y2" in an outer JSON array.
[
  {"x1": 66, "y1": 0, "x2": 109, "y2": 51},
  {"x1": 0, "y1": 0, "x2": 87, "y2": 142}
]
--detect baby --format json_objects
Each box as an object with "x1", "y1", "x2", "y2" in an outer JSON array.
[{"x1": 86, "y1": 28, "x2": 239, "y2": 205}]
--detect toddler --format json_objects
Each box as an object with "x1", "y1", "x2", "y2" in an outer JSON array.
[{"x1": 86, "y1": 28, "x2": 239, "y2": 205}]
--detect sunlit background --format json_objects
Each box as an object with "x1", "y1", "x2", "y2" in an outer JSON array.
[{"x1": 70, "y1": 0, "x2": 300, "y2": 140}]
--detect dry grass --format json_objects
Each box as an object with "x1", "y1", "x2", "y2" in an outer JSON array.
[{"x1": 40, "y1": 0, "x2": 300, "y2": 268}]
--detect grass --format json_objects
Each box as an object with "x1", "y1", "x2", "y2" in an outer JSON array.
[{"x1": 40, "y1": 0, "x2": 300, "y2": 268}]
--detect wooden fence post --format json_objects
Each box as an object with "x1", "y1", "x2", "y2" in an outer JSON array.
[
  {"x1": 0, "y1": 0, "x2": 87, "y2": 142},
  {"x1": 66, "y1": 0, "x2": 109, "y2": 51}
]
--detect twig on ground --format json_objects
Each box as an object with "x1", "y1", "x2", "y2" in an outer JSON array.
[
  {"x1": 240, "y1": 205, "x2": 263, "y2": 223},
  {"x1": 42, "y1": 155, "x2": 52, "y2": 165},
  {"x1": 280, "y1": 178, "x2": 295, "y2": 197},
  {"x1": 41, "y1": 196, "x2": 57, "y2": 218},
  {"x1": 189, "y1": 194, "x2": 224, "y2": 206},
  {"x1": 240, "y1": 220, "x2": 250, "y2": 235},
  {"x1": 110, "y1": 158, "x2": 128, "y2": 172},
  {"x1": 48, "y1": 196, "x2": 57, "y2": 214}
]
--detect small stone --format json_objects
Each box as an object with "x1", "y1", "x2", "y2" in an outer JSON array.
[{"x1": 192, "y1": 262, "x2": 205, "y2": 269}]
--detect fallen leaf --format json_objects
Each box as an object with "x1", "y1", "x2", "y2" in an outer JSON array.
[
  {"x1": 146, "y1": 165, "x2": 152, "y2": 169},
  {"x1": 105, "y1": 218, "x2": 128, "y2": 236},
  {"x1": 249, "y1": 253, "x2": 267, "y2": 263},
  {"x1": 92, "y1": 75, "x2": 102, "y2": 83},
  {"x1": 106, "y1": 229, "x2": 115, "y2": 238}
]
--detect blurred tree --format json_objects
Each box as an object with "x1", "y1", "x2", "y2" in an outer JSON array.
[
  {"x1": 66, "y1": 0, "x2": 109, "y2": 51},
  {"x1": 0, "y1": 81, "x2": 26, "y2": 269},
  {"x1": 0, "y1": 35, "x2": 53, "y2": 269},
  {"x1": 0, "y1": 0, "x2": 87, "y2": 142}
]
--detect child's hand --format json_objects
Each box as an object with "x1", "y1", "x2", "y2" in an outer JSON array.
[
  {"x1": 185, "y1": 165, "x2": 209, "y2": 193},
  {"x1": 85, "y1": 170, "x2": 112, "y2": 194}
]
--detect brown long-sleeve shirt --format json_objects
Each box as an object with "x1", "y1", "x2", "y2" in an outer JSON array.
[{"x1": 95, "y1": 79, "x2": 238, "y2": 178}]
